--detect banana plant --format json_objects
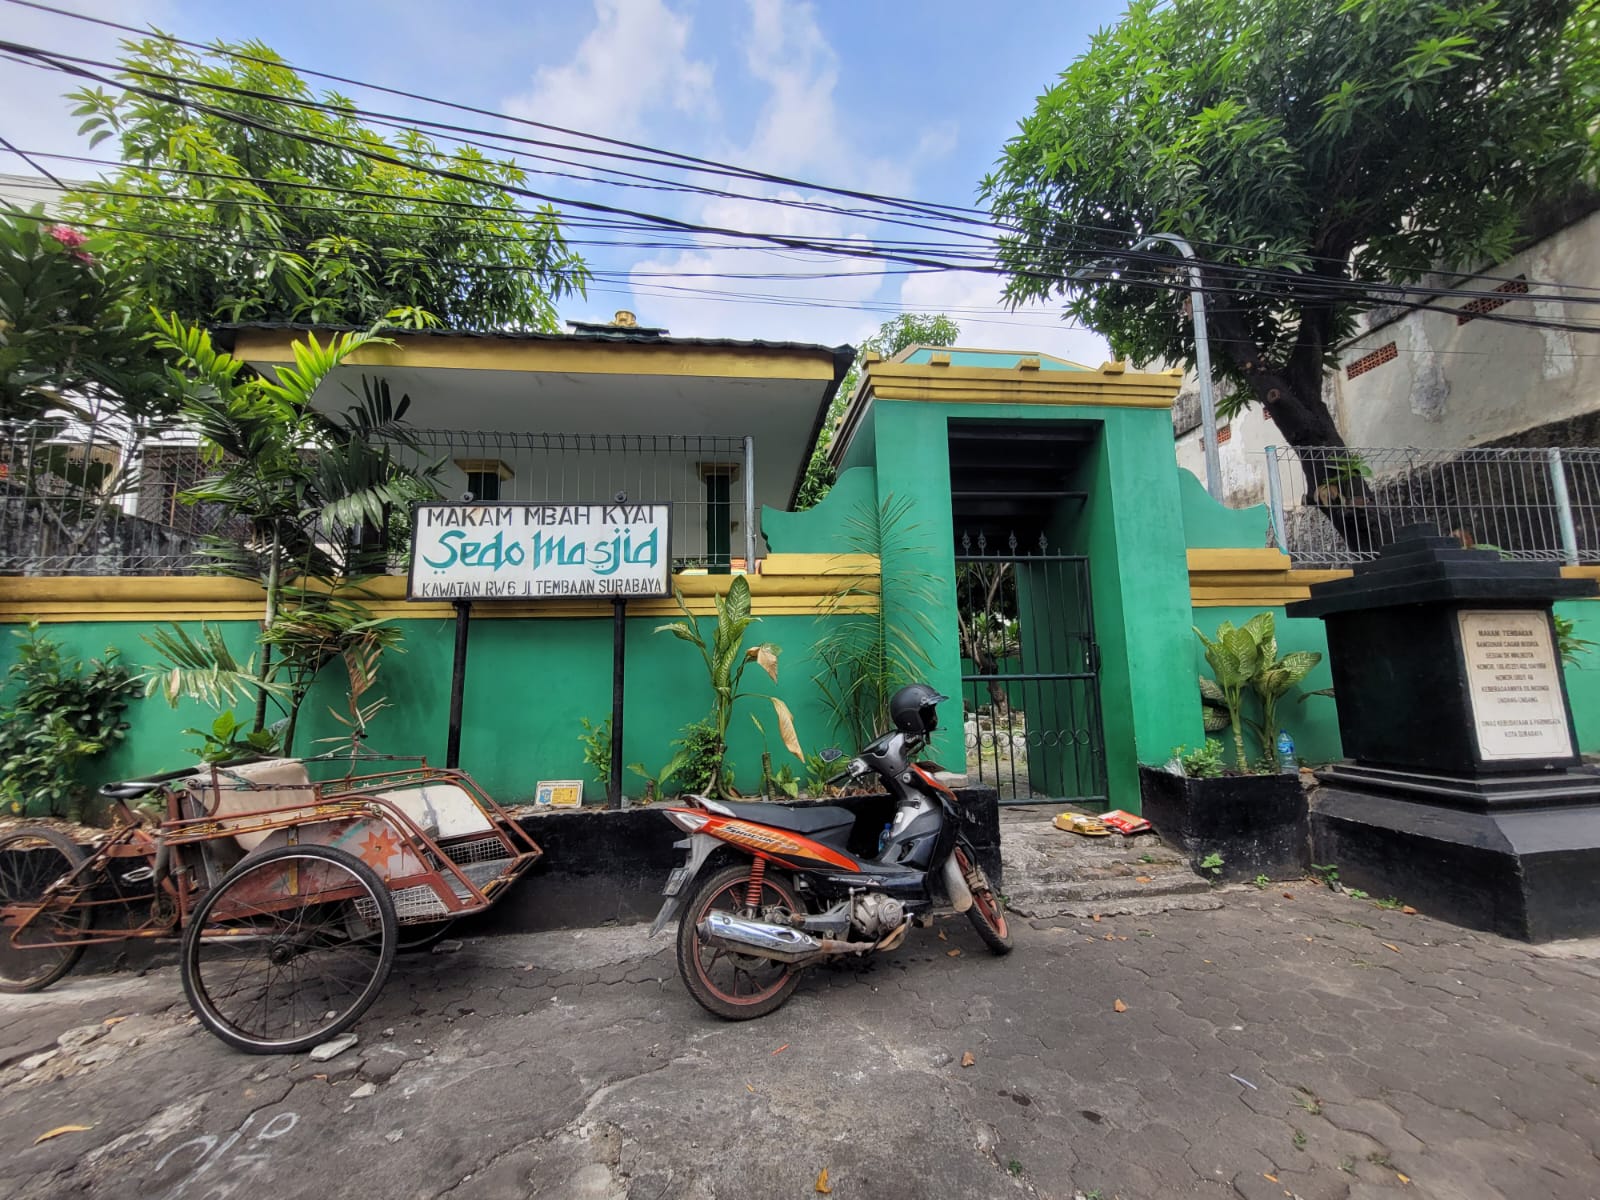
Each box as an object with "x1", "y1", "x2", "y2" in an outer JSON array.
[
  {"x1": 1193, "y1": 614, "x2": 1270, "y2": 772},
  {"x1": 655, "y1": 574, "x2": 802, "y2": 798}
]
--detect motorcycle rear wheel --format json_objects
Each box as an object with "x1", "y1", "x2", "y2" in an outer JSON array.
[
  {"x1": 955, "y1": 845, "x2": 1012, "y2": 955},
  {"x1": 676, "y1": 863, "x2": 802, "y2": 1020}
]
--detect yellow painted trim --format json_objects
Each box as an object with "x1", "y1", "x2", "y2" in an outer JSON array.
[
  {"x1": 829, "y1": 360, "x2": 1182, "y2": 467},
  {"x1": 1187, "y1": 548, "x2": 1292, "y2": 572},
  {"x1": 0, "y1": 554, "x2": 881, "y2": 623},
  {"x1": 1189, "y1": 551, "x2": 1353, "y2": 608},
  {"x1": 230, "y1": 329, "x2": 836, "y2": 381},
  {"x1": 1560, "y1": 566, "x2": 1600, "y2": 584}
]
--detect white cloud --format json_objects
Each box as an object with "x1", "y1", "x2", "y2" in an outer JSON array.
[
  {"x1": 540, "y1": 0, "x2": 1100, "y2": 359},
  {"x1": 897, "y1": 269, "x2": 1112, "y2": 366},
  {"x1": 0, "y1": 0, "x2": 178, "y2": 176},
  {"x1": 503, "y1": 0, "x2": 715, "y2": 141}
]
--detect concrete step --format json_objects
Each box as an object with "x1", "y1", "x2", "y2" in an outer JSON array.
[{"x1": 998, "y1": 807, "x2": 1217, "y2": 921}]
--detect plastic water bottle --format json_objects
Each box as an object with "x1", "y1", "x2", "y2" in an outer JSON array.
[
  {"x1": 1276, "y1": 730, "x2": 1297, "y2": 775},
  {"x1": 878, "y1": 822, "x2": 893, "y2": 854}
]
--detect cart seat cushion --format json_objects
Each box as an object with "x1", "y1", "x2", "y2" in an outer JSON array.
[
  {"x1": 203, "y1": 758, "x2": 317, "y2": 851},
  {"x1": 370, "y1": 784, "x2": 493, "y2": 841}
]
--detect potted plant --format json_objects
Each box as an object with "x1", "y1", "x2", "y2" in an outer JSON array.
[{"x1": 1139, "y1": 614, "x2": 1321, "y2": 882}]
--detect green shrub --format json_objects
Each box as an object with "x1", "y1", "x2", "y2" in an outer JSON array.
[{"x1": 0, "y1": 624, "x2": 137, "y2": 819}]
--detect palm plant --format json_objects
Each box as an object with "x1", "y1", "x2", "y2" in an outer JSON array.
[
  {"x1": 654, "y1": 574, "x2": 802, "y2": 798},
  {"x1": 811, "y1": 495, "x2": 939, "y2": 750},
  {"x1": 140, "y1": 317, "x2": 439, "y2": 753}
]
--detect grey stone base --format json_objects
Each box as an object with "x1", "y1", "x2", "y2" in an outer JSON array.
[{"x1": 1311, "y1": 782, "x2": 1600, "y2": 942}]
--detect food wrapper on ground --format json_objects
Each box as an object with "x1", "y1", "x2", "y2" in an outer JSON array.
[
  {"x1": 1054, "y1": 812, "x2": 1110, "y2": 836},
  {"x1": 1100, "y1": 810, "x2": 1152, "y2": 835}
]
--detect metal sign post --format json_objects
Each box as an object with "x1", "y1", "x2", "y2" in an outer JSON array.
[
  {"x1": 609, "y1": 598, "x2": 627, "y2": 808},
  {"x1": 406, "y1": 501, "x2": 672, "y2": 794},
  {"x1": 445, "y1": 600, "x2": 472, "y2": 769}
]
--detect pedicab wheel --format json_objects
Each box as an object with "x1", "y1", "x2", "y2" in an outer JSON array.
[
  {"x1": 954, "y1": 845, "x2": 1012, "y2": 956},
  {"x1": 181, "y1": 844, "x2": 397, "y2": 1055},
  {"x1": 675, "y1": 863, "x2": 802, "y2": 1021},
  {"x1": 0, "y1": 827, "x2": 92, "y2": 994}
]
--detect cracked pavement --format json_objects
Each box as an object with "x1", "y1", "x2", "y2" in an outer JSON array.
[{"x1": 3, "y1": 884, "x2": 1598, "y2": 1199}]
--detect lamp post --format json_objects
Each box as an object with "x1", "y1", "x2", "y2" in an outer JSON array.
[{"x1": 1071, "y1": 234, "x2": 1222, "y2": 501}]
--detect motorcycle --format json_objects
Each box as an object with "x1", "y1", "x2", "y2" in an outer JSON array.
[{"x1": 649, "y1": 684, "x2": 1011, "y2": 1019}]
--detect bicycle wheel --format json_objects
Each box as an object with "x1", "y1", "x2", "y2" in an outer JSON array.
[
  {"x1": 181, "y1": 844, "x2": 397, "y2": 1055},
  {"x1": 0, "y1": 827, "x2": 92, "y2": 993}
]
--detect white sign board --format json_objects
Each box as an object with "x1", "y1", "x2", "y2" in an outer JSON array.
[
  {"x1": 408, "y1": 503, "x2": 671, "y2": 600},
  {"x1": 1458, "y1": 609, "x2": 1574, "y2": 761}
]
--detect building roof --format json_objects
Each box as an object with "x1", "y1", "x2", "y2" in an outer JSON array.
[
  {"x1": 214, "y1": 322, "x2": 855, "y2": 513},
  {"x1": 210, "y1": 321, "x2": 853, "y2": 366},
  {"x1": 896, "y1": 345, "x2": 1092, "y2": 371}
]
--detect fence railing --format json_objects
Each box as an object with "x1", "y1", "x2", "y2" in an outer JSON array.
[
  {"x1": 1265, "y1": 444, "x2": 1600, "y2": 568},
  {"x1": 1, "y1": 421, "x2": 759, "y2": 577},
  {"x1": 0, "y1": 421, "x2": 239, "y2": 576}
]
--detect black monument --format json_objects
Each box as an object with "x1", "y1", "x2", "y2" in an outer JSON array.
[{"x1": 1287, "y1": 525, "x2": 1600, "y2": 941}]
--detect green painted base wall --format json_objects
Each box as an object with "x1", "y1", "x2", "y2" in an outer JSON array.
[
  {"x1": 1557, "y1": 599, "x2": 1600, "y2": 754},
  {"x1": 2, "y1": 613, "x2": 850, "y2": 805}
]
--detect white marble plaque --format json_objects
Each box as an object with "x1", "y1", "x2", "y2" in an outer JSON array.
[{"x1": 1458, "y1": 609, "x2": 1573, "y2": 761}]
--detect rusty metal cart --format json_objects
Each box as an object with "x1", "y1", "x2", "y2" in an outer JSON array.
[{"x1": 0, "y1": 756, "x2": 542, "y2": 1053}]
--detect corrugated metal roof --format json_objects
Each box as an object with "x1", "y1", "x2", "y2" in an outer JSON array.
[{"x1": 212, "y1": 321, "x2": 855, "y2": 367}]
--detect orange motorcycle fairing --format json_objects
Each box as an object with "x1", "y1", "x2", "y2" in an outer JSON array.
[{"x1": 685, "y1": 812, "x2": 860, "y2": 873}]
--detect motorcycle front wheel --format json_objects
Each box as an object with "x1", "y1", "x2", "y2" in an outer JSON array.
[
  {"x1": 954, "y1": 845, "x2": 1012, "y2": 955},
  {"x1": 676, "y1": 862, "x2": 802, "y2": 1020}
]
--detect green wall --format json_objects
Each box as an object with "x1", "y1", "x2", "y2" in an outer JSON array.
[
  {"x1": 2, "y1": 611, "x2": 847, "y2": 806},
  {"x1": 1557, "y1": 598, "x2": 1600, "y2": 754},
  {"x1": 838, "y1": 398, "x2": 1202, "y2": 810},
  {"x1": 1177, "y1": 468, "x2": 1276, "y2": 549},
  {"x1": 761, "y1": 466, "x2": 877, "y2": 553}
]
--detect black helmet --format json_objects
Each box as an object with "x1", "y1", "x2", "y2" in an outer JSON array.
[{"x1": 889, "y1": 683, "x2": 947, "y2": 735}]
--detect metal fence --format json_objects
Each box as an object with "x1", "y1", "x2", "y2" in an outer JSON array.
[
  {"x1": 1265, "y1": 444, "x2": 1600, "y2": 568},
  {"x1": 0, "y1": 421, "x2": 242, "y2": 576},
  {"x1": 1, "y1": 421, "x2": 759, "y2": 577}
]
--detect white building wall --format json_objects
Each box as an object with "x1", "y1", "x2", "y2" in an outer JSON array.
[{"x1": 1174, "y1": 206, "x2": 1600, "y2": 502}]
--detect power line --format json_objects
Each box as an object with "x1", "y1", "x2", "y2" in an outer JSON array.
[
  {"x1": 11, "y1": 0, "x2": 1584, "y2": 296},
  {"x1": 8, "y1": 42, "x2": 1600, "y2": 339},
  {"x1": 9, "y1": 200, "x2": 1600, "y2": 348}
]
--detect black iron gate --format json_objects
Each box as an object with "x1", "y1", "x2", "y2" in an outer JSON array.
[{"x1": 956, "y1": 532, "x2": 1106, "y2": 805}]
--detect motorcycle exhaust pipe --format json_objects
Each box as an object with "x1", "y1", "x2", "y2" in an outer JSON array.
[
  {"x1": 697, "y1": 911, "x2": 901, "y2": 965},
  {"x1": 697, "y1": 910, "x2": 826, "y2": 963},
  {"x1": 942, "y1": 854, "x2": 974, "y2": 912}
]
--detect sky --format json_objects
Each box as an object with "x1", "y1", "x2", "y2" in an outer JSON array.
[{"x1": 0, "y1": 0, "x2": 1131, "y2": 361}]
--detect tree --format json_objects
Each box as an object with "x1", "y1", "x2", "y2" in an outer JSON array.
[
  {"x1": 795, "y1": 313, "x2": 960, "y2": 509},
  {"x1": 982, "y1": 0, "x2": 1600, "y2": 532},
  {"x1": 142, "y1": 317, "x2": 439, "y2": 752},
  {"x1": 0, "y1": 210, "x2": 175, "y2": 425},
  {"x1": 67, "y1": 38, "x2": 590, "y2": 329}
]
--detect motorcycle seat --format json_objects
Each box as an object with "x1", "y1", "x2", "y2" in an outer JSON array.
[{"x1": 716, "y1": 801, "x2": 855, "y2": 837}]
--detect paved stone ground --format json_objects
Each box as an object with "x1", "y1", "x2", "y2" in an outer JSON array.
[{"x1": 3, "y1": 885, "x2": 1598, "y2": 1200}]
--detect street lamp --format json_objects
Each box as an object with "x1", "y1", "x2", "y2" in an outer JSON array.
[{"x1": 1070, "y1": 234, "x2": 1222, "y2": 501}]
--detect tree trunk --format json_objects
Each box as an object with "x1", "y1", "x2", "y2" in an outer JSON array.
[
  {"x1": 1202, "y1": 287, "x2": 1382, "y2": 553},
  {"x1": 254, "y1": 526, "x2": 281, "y2": 735}
]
